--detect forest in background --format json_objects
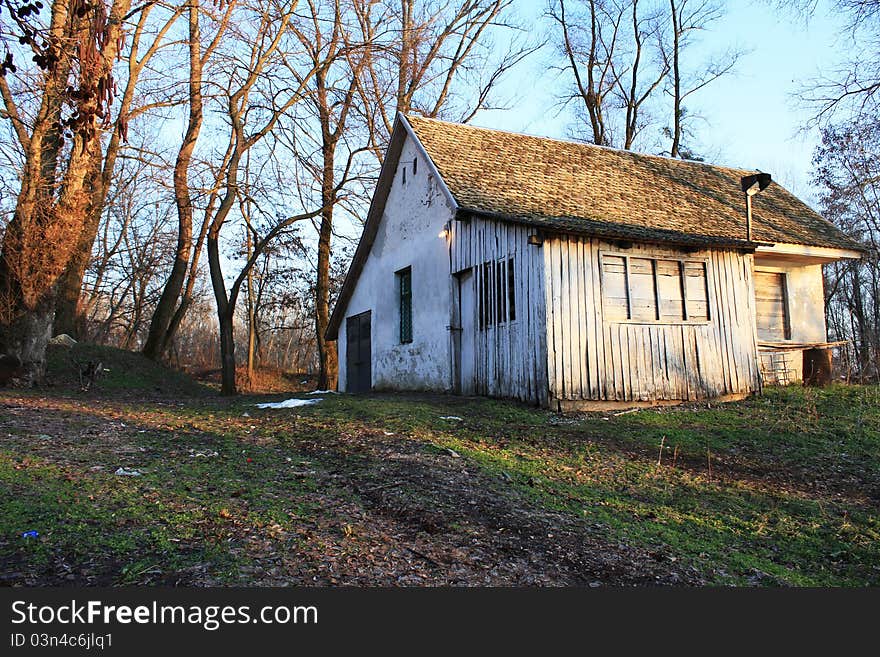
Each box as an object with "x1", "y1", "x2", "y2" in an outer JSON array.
[{"x1": 0, "y1": 0, "x2": 878, "y2": 394}]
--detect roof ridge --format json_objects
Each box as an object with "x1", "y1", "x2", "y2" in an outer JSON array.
[{"x1": 404, "y1": 114, "x2": 762, "y2": 177}]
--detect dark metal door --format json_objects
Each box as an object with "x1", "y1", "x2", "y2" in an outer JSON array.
[{"x1": 346, "y1": 311, "x2": 371, "y2": 393}]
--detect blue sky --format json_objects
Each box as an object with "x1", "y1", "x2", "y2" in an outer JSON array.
[{"x1": 476, "y1": 0, "x2": 847, "y2": 206}]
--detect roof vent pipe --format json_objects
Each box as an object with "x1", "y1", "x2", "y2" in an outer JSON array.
[{"x1": 741, "y1": 172, "x2": 772, "y2": 242}]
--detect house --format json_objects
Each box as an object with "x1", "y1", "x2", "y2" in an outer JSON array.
[{"x1": 326, "y1": 114, "x2": 863, "y2": 410}]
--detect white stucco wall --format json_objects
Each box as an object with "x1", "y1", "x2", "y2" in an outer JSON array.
[{"x1": 337, "y1": 134, "x2": 457, "y2": 392}]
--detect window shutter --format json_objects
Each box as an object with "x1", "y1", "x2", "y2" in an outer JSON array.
[{"x1": 398, "y1": 268, "x2": 412, "y2": 343}]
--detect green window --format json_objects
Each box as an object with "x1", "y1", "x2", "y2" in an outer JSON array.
[{"x1": 397, "y1": 267, "x2": 412, "y2": 343}]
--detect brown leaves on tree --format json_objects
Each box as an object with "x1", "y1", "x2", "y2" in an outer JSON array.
[
  {"x1": 1, "y1": 196, "x2": 85, "y2": 314},
  {"x1": 59, "y1": 0, "x2": 125, "y2": 145}
]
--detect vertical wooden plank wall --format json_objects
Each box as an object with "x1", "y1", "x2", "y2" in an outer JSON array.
[
  {"x1": 450, "y1": 217, "x2": 548, "y2": 406},
  {"x1": 543, "y1": 236, "x2": 761, "y2": 404}
]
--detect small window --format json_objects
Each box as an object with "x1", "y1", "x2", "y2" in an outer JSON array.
[
  {"x1": 507, "y1": 257, "x2": 516, "y2": 321},
  {"x1": 402, "y1": 166, "x2": 407, "y2": 185},
  {"x1": 601, "y1": 253, "x2": 709, "y2": 323},
  {"x1": 478, "y1": 257, "x2": 515, "y2": 329},
  {"x1": 397, "y1": 267, "x2": 412, "y2": 343},
  {"x1": 413, "y1": 157, "x2": 418, "y2": 175}
]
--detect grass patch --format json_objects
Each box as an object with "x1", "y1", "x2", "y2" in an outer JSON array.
[
  {"x1": 45, "y1": 343, "x2": 210, "y2": 396},
  {"x1": 1, "y1": 381, "x2": 878, "y2": 586}
]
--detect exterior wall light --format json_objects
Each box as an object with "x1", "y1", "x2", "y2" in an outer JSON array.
[{"x1": 741, "y1": 172, "x2": 772, "y2": 242}]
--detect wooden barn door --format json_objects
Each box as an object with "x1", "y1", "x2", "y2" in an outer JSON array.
[
  {"x1": 754, "y1": 271, "x2": 790, "y2": 342},
  {"x1": 346, "y1": 311, "x2": 371, "y2": 393},
  {"x1": 456, "y1": 271, "x2": 476, "y2": 395}
]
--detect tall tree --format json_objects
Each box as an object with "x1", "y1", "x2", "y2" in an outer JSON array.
[
  {"x1": 0, "y1": 0, "x2": 133, "y2": 382},
  {"x1": 549, "y1": 0, "x2": 621, "y2": 145},
  {"x1": 814, "y1": 118, "x2": 880, "y2": 377},
  {"x1": 613, "y1": 0, "x2": 668, "y2": 149},
  {"x1": 286, "y1": 0, "x2": 370, "y2": 391},
  {"x1": 54, "y1": 2, "x2": 185, "y2": 338},
  {"x1": 142, "y1": 0, "x2": 237, "y2": 360},
  {"x1": 204, "y1": 0, "x2": 326, "y2": 394},
  {"x1": 550, "y1": 0, "x2": 669, "y2": 149},
  {"x1": 351, "y1": 0, "x2": 536, "y2": 158},
  {"x1": 664, "y1": 0, "x2": 741, "y2": 158}
]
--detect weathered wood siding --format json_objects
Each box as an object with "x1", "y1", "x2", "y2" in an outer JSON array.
[
  {"x1": 450, "y1": 217, "x2": 548, "y2": 405},
  {"x1": 543, "y1": 236, "x2": 762, "y2": 404}
]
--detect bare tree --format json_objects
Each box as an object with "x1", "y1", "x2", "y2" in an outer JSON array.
[
  {"x1": 142, "y1": 0, "x2": 237, "y2": 360},
  {"x1": 284, "y1": 0, "x2": 372, "y2": 391},
  {"x1": 814, "y1": 118, "x2": 880, "y2": 378},
  {"x1": 612, "y1": 0, "x2": 668, "y2": 149},
  {"x1": 550, "y1": 0, "x2": 669, "y2": 149},
  {"x1": 351, "y1": 0, "x2": 537, "y2": 158},
  {"x1": 548, "y1": 0, "x2": 622, "y2": 145},
  {"x1": 664, "y1": 0, "x2": 742, "y2": 158},
  {"x1": 203, "y1": 0, "x2": 328, "y2": 395}
]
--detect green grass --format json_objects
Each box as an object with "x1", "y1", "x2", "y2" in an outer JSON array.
[
  {"x1": 1, "y1": 365, "x2": 878, "y2": 586},
  {"x1": 45, "y1": 342, "x2": 210, "y2": 396},
  {"x1": 0, "y1": 421, "x2": 326, "y2": 584},
  {"x1": 283, "y1": 386, "x2": 880, "y2": 585}
]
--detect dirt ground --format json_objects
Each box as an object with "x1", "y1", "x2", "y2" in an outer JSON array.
[{"x1": 0, "y1": 392, "x2": 705, "y2": 586}]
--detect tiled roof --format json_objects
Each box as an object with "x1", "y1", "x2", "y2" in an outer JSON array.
[{"x1": 406, "y1": 116, "x2": 862, "y2": 251}]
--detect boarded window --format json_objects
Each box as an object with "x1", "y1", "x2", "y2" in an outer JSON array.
[
  {"x1": 478, "y1": 257, "x2": 515, "y2": 329},
  {"x1": 754, "y1": 271, "x2": 790, "y2": 341},
  {"x1": 684, "y1": 261, "x2": 709, "y2": 321},
  {"x1": 629, "y1": 257, "x2": 658, "y2": 321},
  {"x1": 656, "y1": 259, "x2": 685, "y2": 321},
  {"x1": 397, "y1": 267, "x2": 412, "y2": 343},
  {"x1": 602, "y1": 253, "x2": 709, "y2": 323},
  {"x1": 601, "y1": 255, "x2": 630, "y2": 321}
]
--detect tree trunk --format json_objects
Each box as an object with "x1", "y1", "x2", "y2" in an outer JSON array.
[
  {"x1": 53, "y1": 240, "x2": 93, "y2": 339},
  {"x1": 315, "y1": 133, "x2": 338, "y2": 390},
  {"x1": 143, "y1": 1, "x2": 203, "y2": 361},
  {"x1": 0, "y1": 260, "x2": 55, "y2": 384},
  {"x1": 218, "y1": 309, "x2": 237, "y2": 395},
  {"x1": 246, "y1": 228, "x2": 256, "y2": 382},
  {"x1": 669, "y1": 0, "x2": 682, "y2": 158},
  {"x1": 207, "y1": 189, "x2": 239, "y2": 395},
  {"x1": 0, "y1": 0, "x2": 131, "y2": 375},
  {"x1": 53, "y1": 151, "x2": 103, "y2": 339}
]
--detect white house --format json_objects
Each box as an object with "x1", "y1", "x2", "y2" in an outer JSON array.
[{"x1": 326, "y1": 114, "x2": 863, "y2": 410}]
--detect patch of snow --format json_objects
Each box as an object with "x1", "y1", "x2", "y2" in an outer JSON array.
[
  {"x1": 188, "y1": 449, "x2": 218, "y2": 458},
  {"x1": 306, "y1": 389, "x2": 336, "y2": 395},
  {"x1": 439, "y1": 416, "x2": 463, "y2": 421},
  {"x1": 255, "y1": 398, "x2": 322, "y2": 409},
  {"x1": 114, "y1": 467, "x2": 142, "y2": 477}
]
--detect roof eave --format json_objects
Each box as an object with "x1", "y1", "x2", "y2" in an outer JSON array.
[{"x1": 459, "y1": 208, "x2": 772, "y2": 251}]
